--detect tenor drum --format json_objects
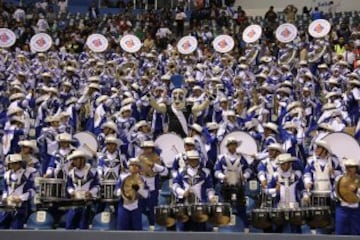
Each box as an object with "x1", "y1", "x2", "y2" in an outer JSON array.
[
  {"x1": 306, "y1": 206, "x2": 331, "y2": 228},
  {"x1": 155, "y1": 205, "x2": 176, "y2": 227},
  {"x1": 190, "y1": 203, "x2": 210, "y2": 223},
  {"x1": 36, "y1": 177, "x2": 66, "y2": 201},
  {"x1": 270, "y1": 209, "x2": 285, "y2": 226},
  {"x1": 174, "y1": 204, "x2": 190, "y2": 222},
  {"x1": 288, "y1": 208, "x2": 306, "y2": 226},
  {"x1": 100, "y1": 180, "x2": 118, "y2": 202},
  {"x1": 209, "y1": 202, "x2": 231, "y2": 226},
  {"x1": 155, "y1": 133, "x2": 185, "y2": 168},
  {"x1": 251, "y1": 208, "x2": 272, "y2": 229},
  {"x1": 311, "y1": 190, "x2": 331, "y2": 207},
  {"x1": 74, "y1": 131, "x2": 99, "y2": 158}
]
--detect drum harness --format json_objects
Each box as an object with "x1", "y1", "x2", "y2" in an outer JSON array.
[
  {"x1": 69, "y1": 164, "x2": 92, "y2": 191},
  {"x1": 312, "y1": 155, "x2": 332, "y2": 192}
]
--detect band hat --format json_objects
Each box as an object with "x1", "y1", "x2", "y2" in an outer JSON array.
[
  {"x1": 19, "y1": 140, "x2": 39, "y2": 153},
  {"x1": 286, "y1": 101, "x2": 302, "y2": 112},
  {"x1": 59, "y1": 111, "x2": 71, "y2": 118},
  {"x1": 135, "y1": 120, "x2": 150, "y2": 130},
  {"x1": 349, "y1": 72, "x2": 360, "y2": 80},
  {"x1": 343, "y1": 158, "x2": 360, "y2": 167},
  {"x1": 314, "y1": 140, "x2": 332, "y2": 153},
  {"x1": 6, "y1": 154, "x2": 23, "y2": 164},
  {"x1": 318, "y1": 64, "x2": 328, "y2": 69},
  {"x1": 263, "y1": 122, "x2": 279, "y2": 133},
  {"x1": 128, "y1": 158, "x2": 141, "y2": 166},
  {"x1": 328, "y1": 77, "x2": 340, "y2": 85},
  {"x1": 318, "y1": 123, "x2": 335, "y2": 132},
  {"x1": 186, "y1": 150, "x2": 200, "y2": 159},
  {"x1": 349, "y1": 79, "x2": 360, "y2": 87},
  {"x1": 67, "y1": 150, "x2": 90, "y2": 161},
  {"x1": 141, "y1": 140, "x2": 155, "y2": 148},
  {"x1": 322, "y1": 103, "x2": 336, "y2": 111},
  {"x1": 89, "y1": 76, "x2": 100, "y2": 82},
  {"x1": 325, "y1": 92, "x2": 341, "y2": 99},
  {"x1": 47, "y1": 87, "x2": 58, "y2": 94},
  {"x1": 65, "y1": 66, "x2": 76, "y2": 72},
  {"x1": 101, "y1": 121, "x2": 118, "y2": 134},
  {"x1": 226, "y1": 137, "x2": 241, "y2": 146},
  {"x1": 65, "y1": 97, "x2": 77, "y2": 106},
  {"x1": 256, "y1": 73, "x2": 268, "y2": 79},
  {"x1": 10, "y1": 116, "x2": 25, "y2": 125},
  {"x1": 338, "y1": 60, "x2": 348, "y2": 67},
  {"x1": 184, "y1": 137, "x2": 195, "y2": 145},
  {"x1": 276, "y1": 153, "x2": 296, "y2": 165},
  {"x1": 45, "y1": 115, "x2": 61, "y2": 123},
  {"x1": 280, "y1": 64, "x2": 290, "y2": 71},
  {"x1": 18, "y1": 71, "x2": 26, "y2": 76},
  {"x1": 193, "y1": 86, "x2": 203, "y2": 92},
  {"x1": 96, "y1": 95, "x2": 109, "y2": 106},
  {"x1": 238, "y1": 64, "x2": 249, "y2": 70},
  {"x1": 213, "y1": 66, "x2": 222, "y2": 74},
  {"x1": 281, "y1": 81, "x2": 293, "y2": 88},
  {"x1": 268, "y1": 143, "x2": 284, "y2": 153},
  {"x1": 206, "y1": 122, "x2": 219, "y2": 131},
  {"x1": 41, "y1": 72, "x2": 52, "y2": 78},
  {"x1": 260, "y1": 56, "x2": 272, "y2": 63},
  {"x1": 63, "y1": 81, "x2": 72, "y2": 87},
  {"x1": 225, "y1": 110, "x2": 236, "y2": 117},
  {"x1": 121, "y1": 97, "x2": 135, "y2": 106},
  {"x1": 299, "y1": 60, "x2": 308, "y2": 65},
  {"x1": 276, "y1": 87, "x2": 291, "y2": 95},
  {"x1": 104, "y1": 136, "x2": 122, "y2": 146},
  {"x1": 160, "y1": 74, "x2": 171, "y2": 81},
  {"x1": 9, "y1": 92, "x2": 25, "y2": 101},
  {"x1": 283, "y1": 121, "x2": 297, "y2": 130},
  {"x1": 245, "y1": 120, "x2": 257, "y2": 130},
  {"x1": 88, "y1": 83, "x2": 100, "y2": 90},
  {"x1": 220, "y1": 97, "x2": 228, "y2": 102},
  {"x1": 189, "y1": 123, "x2": 203, "y2": 133},
  {"x1": 185, "y1": 77, "x2": 196, "y2": 83},
  {"x1": 7, "y1": 106, "x2": 23, "y2": 116},
  {"x1": 119, "y1": 105, "x2": 132, "y2": 114},
  {"x1": 210, "y1": 77, "x2": 221, "y2": 82},
  {"x1": 56, "y1": 133, "x2": 73, "y2": 142}
]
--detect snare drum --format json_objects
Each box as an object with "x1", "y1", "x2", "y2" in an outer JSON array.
[
  {"x1": 270, "y1": 208, "x2": 285, "y2": 226},
  {"x1": 311, "y1": 191, "x2": 331, "y2": 207},
  {"x1": 209, "y1": 202, "x2": 231, "y2": 226},
  {"x1": 190, "y1": 203, "x2": 210, "y2": 223},
  {"x1": 36, "y1": 177, "x2": 66, "y2": 201},
  {"x1": 251, "y1": 208, "x2": 272, "y2": 229},
  {"x1": 174, "y1": 204, "x2": 190, "y2": 222},
  {"x1": 288, "y1": 208, "x2": 306, "y2": 226},
  {"x1": 100, "y1": 180, "x2": 118, "y2": 202},
  {"x1": 155, "y1": 205, "x2": 176, "y2": 227},
  {"x1": 306, "y1": 206, "x2": 331, "y2": 228}
]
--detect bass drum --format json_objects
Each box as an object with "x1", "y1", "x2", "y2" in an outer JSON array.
[
  {"x1": 74, "y1": 131, "x2": 98, "y2": 158},
  {"x1": 321, "y1": 132, "x2": 360, "y2": 169},
  {"x1": 155, "y1": 133, "x2": 185, "y2": 168},
  {"x1": 220, "y1": 131, "x2": 258, "y2": 164}
]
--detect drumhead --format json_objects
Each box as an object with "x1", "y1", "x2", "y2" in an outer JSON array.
[
  {"x1": 155, "y1": 133, "x2": 185, "y2": 168},
  {"x1": 74, "y1": 131, "x2": 98, "y2": 157},
  {"x1": 220, "y1": 131, "x2": 258, "y2": 164},
  {"x1": 321, "y1": 132, "x2": 360, "y2": 167}
]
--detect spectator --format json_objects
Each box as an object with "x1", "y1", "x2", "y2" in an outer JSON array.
[
  {"x1": 334, "y1": 36, "x2": 346, "y2": 56},
  {"x1": 13, "y1": 5, "x2": 25, "y2": 23},
  {"x1": 302, "y1": 6, "x2": 312, "y2": 17},
  {"x1": 175, "y1": 7, "x2": 187, "y2": 37},
  {"x1": 311, "y1": 7, "x2": 324, "y2": 20},
  {"x1": 284, "y1": 4, "x2": 297, "y2": 23},
  {"x1": 264, "y1": 6, "x2": 277, "y2": 24},
  {"x1": 58, "y1": 0, "x2": 68, "y2": 15},
  {"x1": 89, "y1": 2, "x2": 99, "y2": 19},
  {"x1": 337, "y1": 23, "x2": 351, "y2": 43},
  {"x1": 343, "y1": 43, "x2": 356, "y2": 67}
]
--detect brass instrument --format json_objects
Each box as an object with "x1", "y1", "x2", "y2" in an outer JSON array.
[
  {"x1": 308, "y1": 44, "x2": 327, "y2": 63},
  {"x1": 278, "y1": 47, "x2": 297, "y2": 65},
  {"x1": 121, "y1": 174, "x2": 143, "y2": 203},
  {"x1": 138, "y1": 153, "x2": 161, "y2": 177},
  {"x1": 335, "y1": 175, "x2": 360, "y2": 204}
]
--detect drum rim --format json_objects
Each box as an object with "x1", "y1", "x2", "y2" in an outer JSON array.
[
  {"x1": 37, "y1": 177, "x2": 66, "y2": 184},
  {"x1": 100, "y1": 180, "x2": 118, "y2": 184}
]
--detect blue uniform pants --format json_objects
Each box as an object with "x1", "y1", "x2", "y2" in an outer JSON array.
[
  {"x1": 117, "y1": 205, "x2": 142, "y2": 230},
  {"x1": 65, "y1": 207, "x2": 91, "y2": 229},
  {"x1": 336, "y1": 205, "x2": 360, "y2": 235},
  {"x1": 142, "y1": 190, "x2": 158, "y2": 225},
  {"x1": 0, "y1": 211, "x2": 26, "y2": 229}
]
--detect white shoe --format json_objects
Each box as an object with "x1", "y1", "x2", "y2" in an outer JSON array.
[
  {"x1": 213, "y1": 227, "x2": 219, "y2": 232},
  {"x1": 244, "y1": 228, "x2": 250, "y2": 234},
  {"x1": 149, "y1": 225, "x2": 155, "y2": 231}
]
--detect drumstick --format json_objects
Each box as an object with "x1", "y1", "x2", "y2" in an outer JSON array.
[{"x1": 171, "y1": 145, "x2": 179, "y2": 154}]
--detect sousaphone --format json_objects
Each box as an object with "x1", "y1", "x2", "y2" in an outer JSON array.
[{"x1": 276, "y1": 23, "x2": 298, "y2": 65}]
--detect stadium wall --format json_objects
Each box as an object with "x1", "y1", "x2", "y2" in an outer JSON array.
[{"x1": 235, "y1": 0, "x2": 360, "y2": 17}]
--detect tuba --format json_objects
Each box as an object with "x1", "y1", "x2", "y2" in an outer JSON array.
[
  {"x1": 245, "y1": 44, "x2": 259, "y2": 65},
  {"x1": 308, "y1": 43, "x2": 327, "y2": 63},
  {"x1": 121, "y1": 173, "x2": 143, "y2": 203},
  {"x1": 335, "y1": 175, "x2": 360, "y2": 204},
  {"x1": 138, "y1": 153, "x2": 161, "y2": 177},
  {"x1": 278, "y1": 46, "x2": 297, "y2": 65}
]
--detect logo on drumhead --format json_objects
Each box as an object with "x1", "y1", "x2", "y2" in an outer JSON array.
[
  {"x1": 86, "y1": 34, "x2": 109, "y2": 53},
  {"x1": 308, "y1": 19, "x2": 331, "y2": 38},
  {"x1": 276, "y1": 24, "x2": 298, "y2": 43},
  {"x1": 0, "y1": 28, "x2": 16, "y2": 48},
  {"x1": 177, "y1": 36, "x2": 198, "y2": 55},
  {"x1": 120, "y1": 34, "x2": 142, "y2": 53},
  {"x1": 213, "y1": 35, "x2": 234, "y2": 53},
  {"x1": 30, "y1": 33, "x2": 53, "y2": 52},
  {"x1": 243, "y1": 25, "x2": 262, "y2": 43}
]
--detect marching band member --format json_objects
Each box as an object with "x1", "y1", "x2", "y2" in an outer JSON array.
[
  {"x1": 217, "y1": 110, "x2": 242, "y2": 141},
  {"x1": 137, "y1": 140, "x2": 168, "y2": 230},
  {"x1": 97, "y1": 121, "x2": 119, "y2": 151},
  {"x1": 129, "y1": 120, "x2": 153, "y2": 158},
  {"x1": 65, "y1": 150, "x2": 100, "y2": 229},
  {"x1": 115, "y1": 158, "x2": 149, "y2": 230},
  {"x1": 266, "y1": 153, "x2": 306, "y2": 233},
  {"x1": 44, "y1": 133, "x2": 76, "y2": 179},
  {"x1": 304, "y1": 140, "x2": 342, "y2": 193},
  {"x1": 214, "y1": 137, "x2": 252, "y2": 233},
  {"x1": 172, "y1": 150, "x2": 216, "y2": 231},
  {"x1": 97, "y1": 136, "x2": 127, "y2": 180},
  {"x1": 0, "y1": 154, "x2": 35, "y2": 229},
  {"x1": 333, "y1": 158, "x2": 360, "y2": 235},
  {"x1": 18, "y1": 140, "x2": 40, "y2": 177}
]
